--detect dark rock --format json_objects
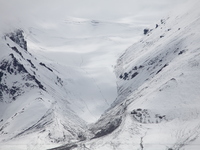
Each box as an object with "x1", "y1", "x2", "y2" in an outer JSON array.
[
  {"x1": 0, "y1": 54, "x2": 45, "y2": 101},
  {"x1": 0, "y1": 54, "x2": 28, "y2": 74},
  {"x1": 30, "y1": 75, "x2": 45, "y2": 90},
  {"x1": 155, "y1": 24, "x2": 159, "y2": 28},
  {"x1": 178, "y1": 50, "x2": 185, "y2": 55},
  {"x1": 0, "y1": 71, "x2": 3, "y2": 82},
  {"x1": 92, "y1": 117, "x2": 122, "y2": 139},
  {"x1": 48, "y1": 143, "x2": 78, "y2": 150},
  {"x1": 78, "y1": 133, "x2": 86, "y2": 141},
  {"x1": 11, "y1": 47, "x2": 24, "y2": 59},
  {"x1": 123, "y1": 72, "x2": 128, "y2": 80},
  {"x1": 131, "y1": 110, "x2": 137, "y2": 114},
  {"x1": 10, "y1": 87, "x2": 18, "y2": 96},
  {"x1": 156, "y1": 64, "x2": 168, "y2": 75},
  {"x1": 131, "y1": 109, "x2": 167, "y2": 124},
  {"x1": 132, "y1": 66, "x2": 137, "y2": 70},
  {"x1": 139, "y1": 65, "x2": 144, "y2": 69},
  {"x1": 6, "y1": 29, "x2": 27, "y2": 51},
  {"x1": 131, "y1": 72, "x2": 138, "y2": 79},
  {"x1": 27, "y1": 59, "x2": 36, "y2": 69},
  {"x1": 57, "y1": 76, "x2": 63, "y2": 86},
  {"x1": 161, "y1": 19, "x2": 166, "y2": 24},
  {"x1": 39, "y1": 62, "x2": 53, "y2": 72},
  {"x1": 143, "y1": 28, "x2": 149, "y2": 35},
  {"x1": 0, "y1": 91, "x2": 3, "y2": 102},
  {"x1": 13, "y1": 59, "x2": 27, "y2": 74}
]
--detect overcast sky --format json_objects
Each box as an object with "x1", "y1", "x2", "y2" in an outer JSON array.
[{"x1": 1, "y1": 0, "x2": 188, "y2": 27}]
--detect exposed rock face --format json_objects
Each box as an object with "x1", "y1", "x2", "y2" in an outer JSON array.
[
  {"x1": 6, "y1": 29, "x2": 27, "y2": 51},
  {"x1": 0, "y1": 53, "x2": 45, "y2": 102},
  {"x1": 91, "y1": 116, "x2": 122, "y2": 139},
  {"x1": 131, "y1": 109, "x2": 167, "y2": 124}
]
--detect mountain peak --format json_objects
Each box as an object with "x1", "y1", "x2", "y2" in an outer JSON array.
[{"x1": 5, "y1": 29, "x2": 27, "y2": 51}]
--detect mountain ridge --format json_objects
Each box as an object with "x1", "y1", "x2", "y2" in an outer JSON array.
[
  {"x1": 0, "y1": 29, "x2": 92, "y2": 150},
  {"x1": 1, "y1": 0, "x2": 200, "y2": 150},
  {"x1": 51, "y1": 0, "x2": 200, "y2": 149}
]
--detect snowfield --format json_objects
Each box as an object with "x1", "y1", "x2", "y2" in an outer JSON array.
[
  {"x1": 1, "y1": 0, "x2": 200, "y2": 150},
  {"x1": 0, "y1": 30, "x2": 92, "y2": 150},
  {"x1": 51, "y1": 0, "x2": 200, "y2": 150}
]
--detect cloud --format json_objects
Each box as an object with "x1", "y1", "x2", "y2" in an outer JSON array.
[
  {"x1": 0, "y1": 0, "x2": 188, "y2": 35},
  {"x1": 0, "y1": 0, "x2": 189, "y2": 23}
]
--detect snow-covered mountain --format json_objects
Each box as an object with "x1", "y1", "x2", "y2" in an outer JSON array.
[
  {"x1": 1, "y1": 0, "x2": 200, "y2": 150},
  {"x1": 0, "y1": 29, "x2": 95, "y2": 149},
  {"x1": 24, "y1": 16, "x2": 144, "y2": 122},
  {"x1": 51, "y1": 0, "x2": 200, "y2": 150},
  {"x1": 0, "y1": 16, "x2": 142, "y2": 150}
]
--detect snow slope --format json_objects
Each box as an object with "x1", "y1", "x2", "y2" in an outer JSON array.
[
  {"x1": 52, "y1": 0, "x2": 200, "y2": 149},
  {"x1": 0, "y1": 9, "x2": 148, "y2": 150},
  {"x1": 24, "y1": 17, "x2": 143, "y2": 123},
  {"x1": 0, "y1": 0, "x2": 183, "y2": 126},
  {"x1": 0, "y1": 30, "x2": 92, "y2": 150}
]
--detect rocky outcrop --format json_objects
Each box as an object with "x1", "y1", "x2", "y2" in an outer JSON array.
[{"x1": 6, "y1": 29, "x2": 27, "y2": 51}]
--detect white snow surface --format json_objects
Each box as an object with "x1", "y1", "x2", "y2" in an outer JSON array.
[
  {"x1": 0, "y1": 0, "x2": 187, "y2": 124},
  {"x1": 1, "y1": 0, "x2": 199, "y2": 150},
  {"x1": 0, "y1": 0, "x2": 188, "y2": 125},
  {"x1": 0, "y1": 31, "x2": 93, "y2": 150},
  {"x1": 58, "y1": 0, "x2": 200, "y2": 150}
]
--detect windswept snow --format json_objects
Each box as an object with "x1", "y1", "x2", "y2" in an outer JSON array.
[
  {"x1": 51, "y1": 0, "x2": 200, "y2": 150},
  {"x1": 1, "y1": 0, "x2": 198, "y2": 150},
  {"x1": 0, "y1": 0, "x2": 186, "y2": 123}
]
